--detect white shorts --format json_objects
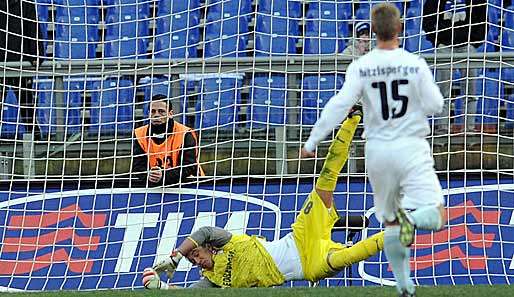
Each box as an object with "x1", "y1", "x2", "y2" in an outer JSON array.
[{"x1": 365, "y1": 137, "x2": 445, "y2": 223}]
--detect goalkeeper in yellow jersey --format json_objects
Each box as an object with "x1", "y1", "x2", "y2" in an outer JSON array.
[{"x1": 142, "y1": 110, "x2": 384, "y2": 289}]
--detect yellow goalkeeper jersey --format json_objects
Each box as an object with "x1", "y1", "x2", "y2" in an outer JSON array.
[{"x1": 201, "y1": 234, "x2": 285, "y2": 288}]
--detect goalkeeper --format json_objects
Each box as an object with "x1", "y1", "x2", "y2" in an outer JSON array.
[{"x1": 142, "y1": 110, "x2": 384, "y2": 289}]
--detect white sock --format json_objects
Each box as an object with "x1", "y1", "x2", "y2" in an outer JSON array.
[
  {"x1": 409, "y1": 205, "x2": 443, "y2": 231},
  {"x1": 384, "y1": 226, "x2": 415, "y2": 295}
]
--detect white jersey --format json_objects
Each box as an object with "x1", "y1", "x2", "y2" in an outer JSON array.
[{"x1": 304, "y1": 48, "x2": 443, "y2": 151}]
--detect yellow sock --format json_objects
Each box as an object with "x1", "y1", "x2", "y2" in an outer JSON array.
[
  {"x1": 328, "y1": 231, "x2": 384, "y2": 270},
  {"x1": 316, "y1": 115, "x2": 361, "y2": 192}
]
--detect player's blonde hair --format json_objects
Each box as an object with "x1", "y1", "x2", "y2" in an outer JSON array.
[{"x1": 371, "y1": 3, "x2": 401, "y2": 41}]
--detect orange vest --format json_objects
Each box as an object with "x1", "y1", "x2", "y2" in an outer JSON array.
[{"x1": 134, "y1": 122, "x2": 204, "y2": 176}]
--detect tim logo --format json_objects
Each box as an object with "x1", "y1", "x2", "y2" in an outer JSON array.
[
  {"x1": 0, "y1": 204, "x2": 106, "y2": 275},
  {"x1": 0, "y1": 188, "x2": 280, "y2": 291},
  {"x1": 359, "y1": 184, "x2": 514, "y2": 286}
]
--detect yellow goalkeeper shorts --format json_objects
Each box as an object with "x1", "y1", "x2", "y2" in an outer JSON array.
[{"x1": 291, "y1": 190, "x2": 345, "y2": 281}]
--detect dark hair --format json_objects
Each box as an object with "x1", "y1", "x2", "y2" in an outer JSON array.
[{"x1": 151, "y1": 94, "x2": 173, "y2": 112}]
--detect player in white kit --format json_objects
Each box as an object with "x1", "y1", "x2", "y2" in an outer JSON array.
[{"x1": 301, "y1": 4, "x2": 446, "y2": 297}]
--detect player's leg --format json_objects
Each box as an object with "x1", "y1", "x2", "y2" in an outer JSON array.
[
  {"x1": 366, "y1": 142, "x2": 415, "y2": 296},
  {"x1": 292, "y1": 112, "x2": 361, "y2": 281},
  {"x1": 399, "y1": 144, "x2": 446, "y2": 245},
  {"x1": 327, "y1": 231, "x2": 384, "y2": 269},
  {"x1": 315, "y1": 111, "x2": 362, "y2": 208}
]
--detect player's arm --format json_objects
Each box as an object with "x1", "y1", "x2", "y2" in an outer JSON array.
[
  {"x1": 303, "y1": 63, "x2": 363, "y2": 153},
  {"x1": 416, "y1": 59, "x2": 444, "y2": 115}
]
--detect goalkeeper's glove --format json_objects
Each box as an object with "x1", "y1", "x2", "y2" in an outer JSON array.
[
  {"x1": 152, "y1": 250, "x2": 183, "y2": 279},
  {"x1": 142, "y1": 268, "x2": 169, "y2": 290}
]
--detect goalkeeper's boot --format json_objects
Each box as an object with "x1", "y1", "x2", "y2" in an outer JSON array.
[
  {"x1": 348, "y1": 104, "x2": 363, "y2": 118},
  {"x1": 142, "y1": 268, "x2": 169, "y2": 290},
  {"x1": 396, "y1": 208, "x2": 415, "y2": 247}
]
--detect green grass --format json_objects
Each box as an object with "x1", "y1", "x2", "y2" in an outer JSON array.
[{"x1": 7, "y1": 285, "x2": 514, "y2": 297}]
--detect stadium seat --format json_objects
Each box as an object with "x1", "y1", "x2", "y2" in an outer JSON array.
[
  {"x1": 90, "y1": 79, "x2": 135, "y2": 135},
  {"x1": 34, "y1": 79, "x2": 83, "y2": 138},
  {"x1": 103, "y1": 0, "x2": 150, "y2": 59},
  {"x1": 248, "y1": 74, "x2": 287, "y2": 127},
  {"x1": 405, "y1": 8, "x2": 422, "y2": 34},
  {"x1": 54, "y1": 0, "x2": 100, "y2": 24},
  {"x1": 487, "y1": 0, "x2": 502, "y2": 25},
  {"x1": 0, "y1": 89, "x2": 26, "y2": 139},
  {"x1": 477, "y1": 28, "x2": 500, "y2": 53},
  {"x1": 255, "y1": 13, "x2": 299, "y2": 55},
  {"x1": 506, "y1": 6, "x2": 514, "y2": 29},
  {"x1": 354, "y1": 5, "x2": 370, "y2": 21},
  {"x1": 209, "y1": 0, "x2": 253, "y2": 19},
  {"x1": 104, "y1": 36, "x2": 148, "y2": 59},
  {"x1": 306, "y1": 1, "x2": 352, "y2": 21},
  {"x1": 258, "y1": 0, "x2": 302, "y2": 18},
  {"x1": 301, "y1": 75, "x2": 343, "y2": 125},
  {"x1": 154, "y1": 12, "x2": 200, "y2": 59},
  {"x1": 35, "y1": 0, "x2": 50, "y2": 52},
  {"x1": 158, "y1": 0, "x2": 200, "y2": 14},
  {"x1": 304, "y1": 18, "x2": 345, "y2": 54},
  {"x1": 196, "y1": 78, "x2": 242, "y2": 130},
  {"x1": 408, "y1": 0, "x2": 424, "y2": 11},
  {"x1": 105, "y1": 0, "x2": 150, "y2": 22},
  {"x1": 54, "y1": 0, "x2": 99, "y2": 42},
  {"x1": 506, "y1": 95, "x2": 514, "y2": 129},
  {"x1": 473, "y1": 71, "x2": 504, "y2": 132},
  {"x1": 502, "y1": 30, "x2": 514, "y2": 50},
  {"x1": 204, "y1": 12, "x2": 249, "y2": 57},
  {"x1": 403, "y1": 30, "x2": 434, "y2": 53},
  {"x1": 54, "y1": 38, "x2": 97, "y2": 59}
]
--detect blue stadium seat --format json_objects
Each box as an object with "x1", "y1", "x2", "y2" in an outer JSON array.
[
  {"x1": 487, "y1": 0, "x2": 502, "y2": 25},
  {"x1": 103, "y1": 0, "x2": 150, "y2": 58},
  {"x1": 255, "y1": 13, "x2": 299, "y2": 55},
  {"x1": 105, "y1": 0, "x2": 150, "y2": 22},
  {"x1": 158, "y1": 0, "x2": 200, "y2": 14},
  {"x1": 104, "y1": 36, "x2": 147, "y2": 59},
  {"x1": 301, "y1": 75, "x2": 343, "y2": 125},
  {"x1": 506, "y1": 6, "x2": 514, "y2": 29},
  {"x1": 304, "y1": 18, "x2": 345, "y2": 54},
  {"x1": 408, "y1": 0, "x2": 424, "y2": 11},
  {"x1": 55, "y1": 0, "x2": 100, "y2": 24},
  {"x1": 306, "y1": 1, "x2": 352, "y2": 20},
  {"x1": 502, "y1": 30, "x2": 514, "y2": 50},
  {"x1": 34, "y1": 79, "x2": 83, "y2": 138},
  {"x1": 140, "y1": 76, "x2": 190, "y2": 123},
  {"x1": 258, "y1": 0, "x2": 302, "y2": 18},
  {"x1": 403, "y1": 30, "x2": 434, "y2": 53},
  {"x1": 355, "y1": 4, "x2": 370, "y2": 20},
  {"x1": 35, "y1": 0, "x2": 50, "y2": 52},
  {"x1": 54, "y1": 38, "x2": 97, "y2": 59},
  {"x1": 477, "y1": 28, "x2": 500, "y2": 53},
  {"x1": 196, "y1": 78, "x2": 242, "y2": 130},
  {"x1": 54, "y1": 0, "x2": 99, "y2": 42},
  {"x1": 204, "y1": 13, "x2": 249, "y2": 57},
  {"x1": 209, "y1": 0, "x2": 253, "y2": 19},
  {"x1": 405, "y1": 8, "x2": 422, "y2": 34},
  {"x1": 0, "y1": 89, "x2": 26, "y2": 139},
  {"x1": 506, "y1": 95, "x2": 514, "y2": 129},
  {"x1": 474, "y1": 71, "x2": 504, "y2": 128},
  {"x1": 154, "y1": 12, "x2": 200, "y2": 59},
  {"x1": 249, "y1": 74, "x2": 287, "y2": 127},
  {"x1": 90, "y1": 79, "x2": 135, "y2": 135}
]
